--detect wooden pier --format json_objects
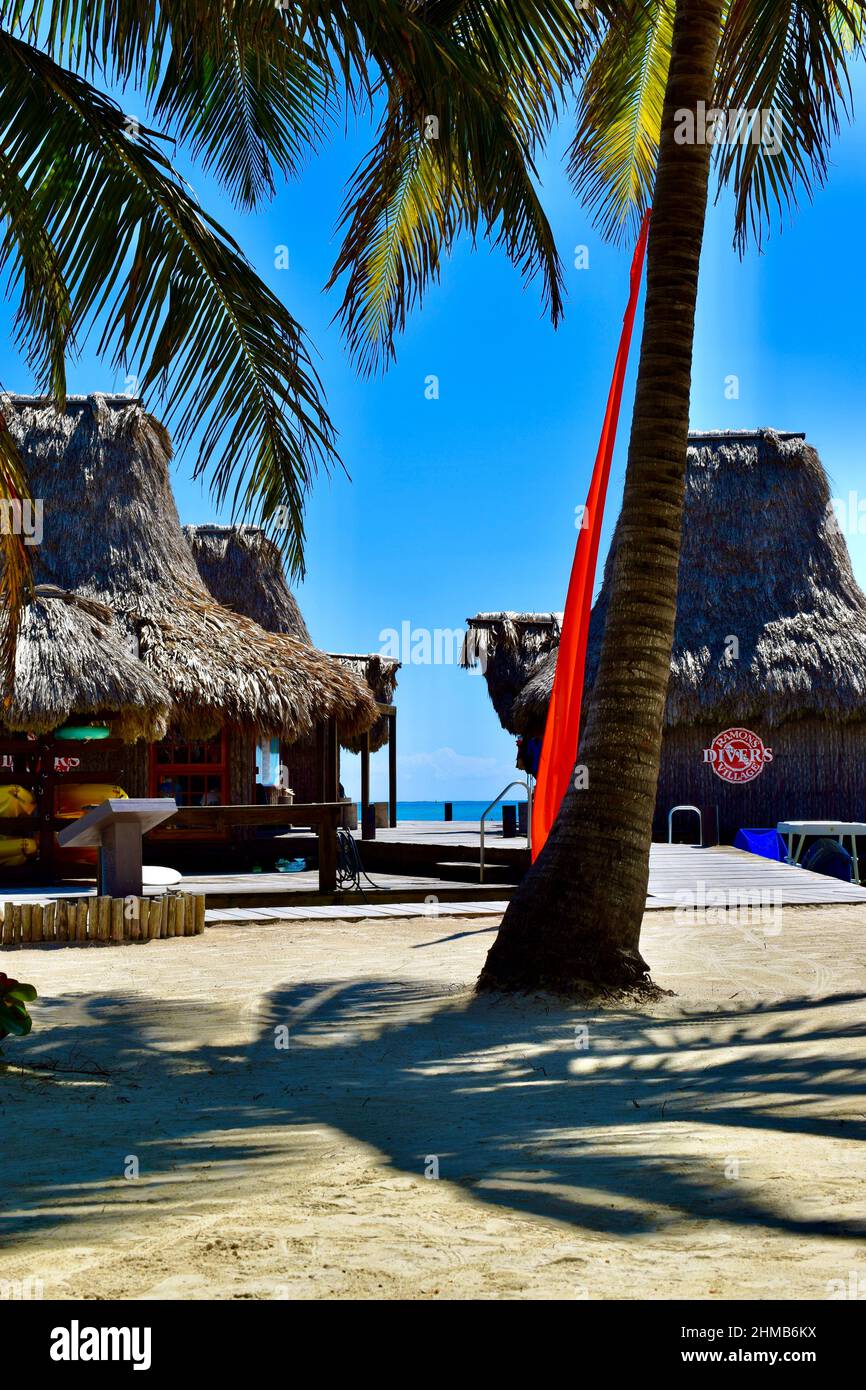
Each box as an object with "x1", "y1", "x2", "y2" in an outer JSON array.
[{"x1": 5, "y1": 825, "x2": 866, "y2": 924}]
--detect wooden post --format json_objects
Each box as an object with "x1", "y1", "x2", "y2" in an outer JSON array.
[
  {"x1": 139, "y1": 898, "x2": 151, "y2": 942},
  {"x1": 388, "y1": 707, "x2": 397, "y2": 828},
  {"x1": 20, "y1": 903, "x2": 32, "y2": 945},
  {"x1": 1, "y1": 904, "x2": 13, "y2": 946},
  {"x1": 175, "y1": 895, "x2": 186, "y2": 937},
  {"x1": 99, "y1": 820, "x2": 144, "y2": 898},
  {"x1": 194, "y1": 894, "x2": 206, "y2": 935},
  {"x1": 149, "y1": 897, "x2": 162, "y2": 939},
  {"x1": 31, "y1": 904, "x2": 43, "y2": 944},
  {"x1": 36, "y1": 736, "x2": 55, "y2": 884},
  {"x1": 76, "y1": 900, "x2": 88, "y2": 943},
  {"x1": 360, "y1": 729, "x2": 371, "y2": 841},
  {"x1": 314, "y1": 718, "x2": 326, "y2": 803},
  {"x1": 43, "y1": 901, "x2": 56, "y2": 943},
  {"x1": 318, "y1": 813, "x2": 337, "y2": 894},
  {"x1": 324, "y1": 717, "x2": 339, "y2": 804}
]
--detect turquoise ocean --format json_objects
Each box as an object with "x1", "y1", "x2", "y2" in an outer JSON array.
[{"x1": 366, "y1": 800, "x2": 525, "y2": 823}]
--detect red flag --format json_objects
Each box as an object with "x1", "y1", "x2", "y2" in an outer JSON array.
[{"x1": 531, "y1": 210, "x2": 651, "y2": 860}]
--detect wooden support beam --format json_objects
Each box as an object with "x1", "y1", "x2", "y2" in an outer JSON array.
[
  {"x1": 388, "y1": 707, "x2": 397, "y2": 828},
  {"x1": 314, "y1": 718, "x2": 326, "y2": 803},
  {"x1": 324, "y1": 716, "x2": 339, "y2": 804},
  {"x1": 37, "y1": 736, "x2": 55, "y2": 884},
  {"x1": 360, "y1": 729, "x2": 371, "y2": 841}
]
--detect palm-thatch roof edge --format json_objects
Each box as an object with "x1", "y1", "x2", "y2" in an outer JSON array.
[
  {"x1": 1, "y1": 394, "x2": 377, "y2": 742},
  {"x1": 501, "y1": 431, "x2": 866, "y2": 735}
]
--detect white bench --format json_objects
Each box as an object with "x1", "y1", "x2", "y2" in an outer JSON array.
[{"x1": 776, "y1": 820, "x2": 866, "y2": 885}]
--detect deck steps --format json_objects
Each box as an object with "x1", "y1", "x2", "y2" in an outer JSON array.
[{"x1": 433, "y1": 860, "x2": 521, "y2": 885}]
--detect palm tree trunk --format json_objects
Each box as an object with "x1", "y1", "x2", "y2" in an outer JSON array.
[{"x1": 478, "y1": 0, "x2": 724, "y2": 995}]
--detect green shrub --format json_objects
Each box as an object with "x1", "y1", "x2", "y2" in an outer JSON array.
[{"x1": 0, "y1": 972, "x2": 37, "y2": 1039}]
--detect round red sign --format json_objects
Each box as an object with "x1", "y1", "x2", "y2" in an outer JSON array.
[{"x1": 703, "y1": 727, "x2": 773, "y2": 784}]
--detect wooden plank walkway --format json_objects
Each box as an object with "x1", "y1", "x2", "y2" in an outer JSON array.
[
  {"x1": 6, "y1": 843, "x2": 866, "y2": 922},
  {"x1": 205, "y1": 900, "x2": 509, "y2": 924},
  {"x1": 645, "y1": 844, "x2": 866, "y2": 907}
]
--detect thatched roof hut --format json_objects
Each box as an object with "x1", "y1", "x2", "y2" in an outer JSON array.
[
  {"x1": 1, "y1": 395, "x2": 376, "y2": 743},
  {"x1": 186, "y1": 523, "x2": 399, "y2": 753},
  {"x1": 467, "y1": 430, "x2": 866, "y2": 839},
  {"x1": 460, "y1": 613, "x2": 561, "y2": 733},
  {"x1": 327, "y1": 653, "x2": 399, "y2": 754},
  {"x1": 5, "y1": 584, "x2": 169, "y2": 741},
  {"x1": 184, "y1": 524, "x2": 312, "y2": 643}
]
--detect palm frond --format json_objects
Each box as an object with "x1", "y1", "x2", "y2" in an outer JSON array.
[
  {"x1": 0, "y1": 29, "x2": 337, "y2": 575},
  {"x1": 1, "y1": 2, "x2": 340, "y2": 209},
  {"x1": 152, "y1": 22, "x2": 335, "y2": 209},
  {"x1": 330, "y1": 90, "x2": 564, "y2": 375},
  {"x1": 0, "y1": 150, "x2": 72, "y2": 398},
  {"x1": 568, "y1": 0, "x2": 674, "y2": 245},
  {"x1": 715, "y1": 0, "x2": 865, "y2": 250},
  {"x1": 328, "y1": 113, "x2": 454, "y2": 374},
  {"x1": 328, "y1": 0, "x2": 598, "y2": 373},
  {"x1": 0, "y1": 0, "x2": 171, "y2": 80}
]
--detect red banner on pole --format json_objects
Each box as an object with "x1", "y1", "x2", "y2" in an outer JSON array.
[{"x1": 531, "y1": 210, "x2": 651, "y2": 860}]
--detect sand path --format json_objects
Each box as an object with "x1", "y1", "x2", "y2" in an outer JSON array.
[{"x1": 3, "y1": 904, "x2": 866, "y2": 1299}]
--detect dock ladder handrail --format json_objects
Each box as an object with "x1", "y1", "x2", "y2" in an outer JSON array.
[{"x1": 479, "y1": 777, "x2": 532, "y2": 883}]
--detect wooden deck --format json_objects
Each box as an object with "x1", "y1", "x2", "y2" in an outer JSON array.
[
  {"x1": 175, "y1": 866, "x2": 509, "y2": 908},
  {"x1": 5, "y1": 839, "x2": 866, "y2": 922},
  {"x1": 645, "y1": 843, "x2": 866, "y2": 907},
  {"x1": 270, "y1": 819, "x2": 530, "y2": 874}
]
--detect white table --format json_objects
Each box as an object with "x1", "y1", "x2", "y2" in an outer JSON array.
[{"x1": 777, "y1": 821, "x2": 866, "y2": 885}]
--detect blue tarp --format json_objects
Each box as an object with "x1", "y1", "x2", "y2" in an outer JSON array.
[{"x1": 734, "y1": 828, "x2": 787, "y2": 861}]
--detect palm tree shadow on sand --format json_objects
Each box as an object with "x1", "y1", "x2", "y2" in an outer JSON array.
[{"x1": 4, "y1": 977, "x2": 866, "y2": 1245}]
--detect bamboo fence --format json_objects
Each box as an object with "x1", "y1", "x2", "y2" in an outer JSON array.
[{"x1": 0, "y1": 893, "x2": 205, "y2": 947}]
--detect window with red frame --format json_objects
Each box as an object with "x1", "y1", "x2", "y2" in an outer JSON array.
[{"x1": 149, "y1": 731, "x2": 228, "y2": 806}]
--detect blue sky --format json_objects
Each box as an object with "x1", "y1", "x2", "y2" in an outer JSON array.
[{"x1": 2, "y1": 64, "x2": 864, "y2": 802}]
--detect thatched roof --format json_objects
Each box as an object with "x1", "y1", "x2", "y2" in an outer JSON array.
[
  {"x1": 186, "y1": 522, "x2": 399, "y2": 753},
  {"x1": 1, "y1": 395, "x2": 377, "y2": 741},
  {"x1": 4, "y1": 585, "x2": 169, "y2": 740},
  {"x1": 329, "y1": 653, "x2": 400, "y2": 753},
  {"x1": 184, "y1": 524, "x2": 311, "y2": 642},
  {"x1": 474, "y1": 431, "x2": 866, "y2": 735},
  {"x1": 460, "y1": 612, "x2": 561, "y2": 733}
]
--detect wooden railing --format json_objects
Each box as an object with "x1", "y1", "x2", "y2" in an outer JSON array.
[{"x1": 160, "y1": 802, "x2": 343, "y2": 892}]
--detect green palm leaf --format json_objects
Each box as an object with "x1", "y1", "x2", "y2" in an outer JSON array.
[
  {"x1": 0, "y1": 149, "x2": 72, "y2": 397},
  {"x1": 715, "y1": 0, "x2": 864, "y2": 250},
  {"x1": 327, "y1": 0, "x2": 599, "y2": 373},
  {"x1": 153, "y1": 24, "x2": 334, "y2": 209},
  {"x1": 0, "y1": 29, "x2": 337, "y2": 574},
  {"x1": 568, "y1": 0, "x2": 674, "y2": 245},
  {"x1": 329, "y1": 115, "x2": 453, "y2": 374}
]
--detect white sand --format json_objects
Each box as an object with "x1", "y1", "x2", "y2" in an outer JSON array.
[{"x1": 3, "y1": 903, "x2": 866, "y2": 1300}]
